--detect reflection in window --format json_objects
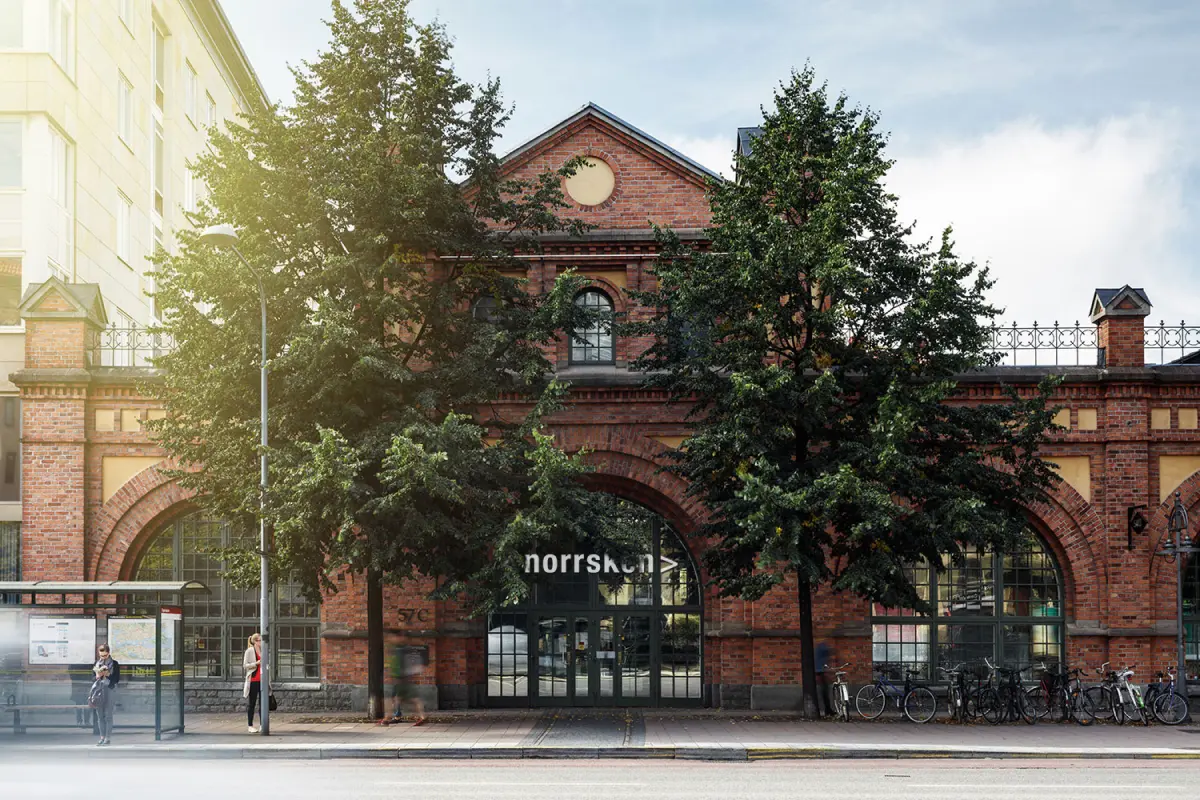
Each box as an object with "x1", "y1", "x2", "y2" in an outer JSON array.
[
  {"x1": 871, "y1": 533, "x2": 1062, "y2": 678},
  {"x1": 133, "y1": 513, "x2": 320, "y2": 680},
  {"x1": 1184, "y1": 557, "x2": 1199, "y2": 678},
  {"x1": 569, "y1": 289, "x2": 614, "y2": 363}
]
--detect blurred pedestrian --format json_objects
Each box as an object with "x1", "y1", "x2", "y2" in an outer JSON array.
[
  {"x1": 386, "y1": 643, "x2": 427, "y2": 726},
  {"x1": 814, "y1": 640, "x2": 832, "y2": 717}
]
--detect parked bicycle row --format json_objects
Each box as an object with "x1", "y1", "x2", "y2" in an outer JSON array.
[{"x1": 825, "y1": 660, "x2": 1191, "y2": 725}]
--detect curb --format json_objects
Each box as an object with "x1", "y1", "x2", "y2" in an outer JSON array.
[{"x1": 4, "y1": 744, "x2": 1200, "y2": 761}]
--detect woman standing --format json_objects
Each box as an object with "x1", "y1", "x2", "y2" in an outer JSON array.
[
  {"x1": 92, "y1": 643, "x2": 120, "y2": 746},
  {"x1": 242, "y1": 632, "x2": 263, "y2": 733}
]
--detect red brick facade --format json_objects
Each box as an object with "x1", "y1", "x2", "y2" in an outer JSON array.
[{"x1": 12, "y1": 107, "x2": 1200, "y2": 711}]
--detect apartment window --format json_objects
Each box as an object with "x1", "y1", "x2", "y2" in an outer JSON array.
[
  {"x1": 0, "y1": 396, "x2": 18, "y2": 501},
  {"x1": 49, "y1": 0, "x2": 73, "y2": 76},
  {"x1": 184, "y1": 168, "x2": 196, "y2": 213},
  {"x1": 119, "y1": 0, "x2": 134, "y2": 32},
  {"x1": 152, "y1": 120, "x2": 164, "y2": 216},
  {"x1": 205, "y1": 92, "x2": 216, "y2": 127},
  {"x1": 0, "y1": 0, "x2": 21, "y2": 48},
  {"x1": 118, "y1": 72, "x2": 133, "y2": 144},
  {"x1": 0, "y1": 258, "x2": 20, "y2": 326},
  {"x1": 0, "y1": 121, "x2": 19, "y2": 187},
  {"x1": 152, "y1": 23, "x2": 166, "y2": 112},
  {"x1": 47, "y1": 128, "x2": 72, "y2": 277},
  {"x1": 184, "y1": 61, "x2": 197, "y2": 124},
  {"x1": 117, "y1": 192, "x2": 132, "y2": 264}
]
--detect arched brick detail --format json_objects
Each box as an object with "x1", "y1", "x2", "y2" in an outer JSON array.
[
  {"x1": 89, "y1": 463, "x2": 198, "y2": 581},
  {"x1": 1148, "y1": 469, "x2": 1200, "y2": 620},
  {"x1": 1023, "y1": 479, "x2": 1107, "y2": 624}
]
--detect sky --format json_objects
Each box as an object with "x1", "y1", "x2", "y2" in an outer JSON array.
[{"x1": 220, "y1": 0, "x2": 1200, "y2": 333}]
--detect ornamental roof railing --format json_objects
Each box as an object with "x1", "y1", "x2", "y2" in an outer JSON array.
[
  {"x1": 94, "y1": 320, "x2": 1200, "y2": 370},
  {"x1": 986, "y1": 321, "x2": 1200, "y2": 367}
]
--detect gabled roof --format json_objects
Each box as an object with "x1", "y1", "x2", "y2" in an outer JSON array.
[
  {"x1": 1089, "y1": 285, "x2": 1152, "y2": 323},
  {"x1": 19, "y1": 277, "x2": 108, "y2": 327},
  {"x1": 737, "y1": 126, "x2": 762, "y2": 157},
  {"x1": 498, "y1": 102, "x2": 723, "y2": 183}
]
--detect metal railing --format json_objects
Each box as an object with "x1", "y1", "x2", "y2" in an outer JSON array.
[
  {"x1": 96, "y1": 323, "x2": 174, "y2": 368},
  {"x1": 92, "y1": 321, "x2": 1200, "y2": 370},
  {"x1": 986, "y1": 321, "x2": 1200, "y2": 367}
]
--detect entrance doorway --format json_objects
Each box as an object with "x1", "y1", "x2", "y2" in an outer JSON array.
[{"x1": 486, "y1": 497, "x2": 702, "y2": 708}]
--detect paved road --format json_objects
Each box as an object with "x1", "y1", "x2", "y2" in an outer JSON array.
[{"x1": 4, "y1": 758, "x2": 1199, "y2": 799}]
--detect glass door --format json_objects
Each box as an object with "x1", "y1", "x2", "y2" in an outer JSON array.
[
  {"x1": 616, "y1": 614, "x2": 653, "y2": 705},
  {"x1": 536, "y1": 614, "x2": 599, "y2": 706}
]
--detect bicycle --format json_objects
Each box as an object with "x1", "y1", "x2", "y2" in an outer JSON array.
[
  {"x1": 938, "y1": 663, "x2": 976, "y2": 723},
  {"x1": 1110, "y1": 666, "x2": 1149, "y2": 726},
  {"x1": 827, "y1": 663, "x2": 851, "y2": 722},
  {"x1": 1082, "y1": 662, "x2": 1118, "y2": 721},
  {"x1": 855, "y1": 664, "x2": 938, "y2": 723},
  {"x1": 1026, "y1": 662, "x2": 1092, "y2": 725},
  {"x1": 1145, "y1": 668, "x2": 1188, "y2": 725},
  {"x1": 977, "y1": 659, "x2": 1035, "y2": 724}
]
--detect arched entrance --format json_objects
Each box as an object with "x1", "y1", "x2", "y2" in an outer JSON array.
[{"x1": 487, "y1": 496, "x2": 702, "y2": 707}]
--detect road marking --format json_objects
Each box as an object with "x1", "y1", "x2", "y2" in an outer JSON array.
[
  {"x1": 909, "y1": 786, "x2": 1186, "y2": 791},
  {"x1": 383, "y1": 783, "x2": 647, "y2": 788}
]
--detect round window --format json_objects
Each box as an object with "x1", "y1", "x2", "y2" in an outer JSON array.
[{"x1": 563, "y1": 157, "x2": 615, "y2": 206}]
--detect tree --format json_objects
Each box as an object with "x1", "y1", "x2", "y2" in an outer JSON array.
[
  {"x1": 149, "y1": 0, "x2": 604, "y2": 717},
  {"x1": 629, "y1": 67, "x2": 1062, "y2": 717}
]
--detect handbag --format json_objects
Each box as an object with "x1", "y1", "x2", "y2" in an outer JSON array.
[{"x1": 268, "y1": 693, "x2": 278, "y2": 712}]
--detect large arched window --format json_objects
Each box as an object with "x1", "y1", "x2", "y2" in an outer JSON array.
[
  {"x1": 134, "y1": 513, "x2": 320, "y2": 681},
  {"x1": 569, "y1": 289, "x2": 615, "y2": 364},
  {"x1": 1184, "y1": 556, "x2": 1199, "y2": 679},
  {"x1": 870, "y1": 533, "x2": 1063, "y2": 678}
]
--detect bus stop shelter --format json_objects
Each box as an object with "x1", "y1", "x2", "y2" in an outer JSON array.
[{"x1": 0, "y1": 580, "x2": 208, "y2": 740}]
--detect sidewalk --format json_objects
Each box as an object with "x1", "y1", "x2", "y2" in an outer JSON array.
[{"x1": 2, "y1": 710, "x2": 1200, "y2": 760}]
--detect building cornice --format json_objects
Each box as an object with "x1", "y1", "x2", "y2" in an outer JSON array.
[{"x1": 185, "y1": 0, "x2": 271, "y2": 110}]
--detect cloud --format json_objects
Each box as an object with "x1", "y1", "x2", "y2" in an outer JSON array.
[
  {"x1": 885, "y1": 115, "x2": 1197, "y2": 329},
  {"x1": 663, "y1": 135, "x2": 737, "y2": 180}
]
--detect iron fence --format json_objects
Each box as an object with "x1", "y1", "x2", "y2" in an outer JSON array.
[
  {"x1": 92, "y1": 321, "x2": 1200, "y2": 369},
  {"x1": 96, "y1": 324, "x2": 175, "y2": 368},
  {"x1": 986, "y1": 321, "x2": 1200, "y2": 367}
]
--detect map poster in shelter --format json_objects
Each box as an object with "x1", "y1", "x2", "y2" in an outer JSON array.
[
  {"x1": 108, "y1": 616, "x2": 176, "y2": 666},
  {"x1": 28, "y1": 617, "x2": 97, "y2": 664}
]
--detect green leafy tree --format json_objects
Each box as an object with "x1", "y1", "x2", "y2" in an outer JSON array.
[
  {"x1": 629, "y1": 67, "x2": 1062, "y2": 716},
  {"x1": 150, "y1": 0, "x2": 604, "y2": 716}
]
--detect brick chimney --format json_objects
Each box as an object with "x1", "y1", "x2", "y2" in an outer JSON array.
[{"x1": 1090, "y1": 286, "x2": 1151, "y2": 368}]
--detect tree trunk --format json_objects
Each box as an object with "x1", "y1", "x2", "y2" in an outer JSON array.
[
  {"x1": 797, "y1": 577, "x2": 819, "y2": 718},
  {"x1": 366, "y1": 566, "x2": 385, "y2": 719}
]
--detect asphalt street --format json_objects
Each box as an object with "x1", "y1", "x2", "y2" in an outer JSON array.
[{"x1": 2, "y1": 758, "x2": 1199, "y2": 800}]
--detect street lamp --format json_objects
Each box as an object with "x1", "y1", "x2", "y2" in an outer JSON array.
[
  {"x1": 198, "y1": 223, "x2": 271, "y2": 736},
  {"x1": 1156, "y1": 490, "x2": 1198, "y2": 717}
]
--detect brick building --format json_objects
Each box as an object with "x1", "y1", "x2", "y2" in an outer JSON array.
[{"x1": 7, "y1": 104, "x2": 1200, "y2": 711}]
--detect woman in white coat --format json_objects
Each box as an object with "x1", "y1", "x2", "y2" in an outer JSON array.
[{"x1": 242, "y1": 632, "x2": 264, "y2": 733}]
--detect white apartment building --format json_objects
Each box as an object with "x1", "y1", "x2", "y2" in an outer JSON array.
[{"x1": 0, "y1": 0, "x2": 266, "y2": 539}]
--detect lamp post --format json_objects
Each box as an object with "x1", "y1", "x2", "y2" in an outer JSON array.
[
  {"x1": 1156, "y1": 490, "x2": 1197, "y2": 718},
  {"x1": 198, "y1": 223, "x2": 271, "y2": 736}
]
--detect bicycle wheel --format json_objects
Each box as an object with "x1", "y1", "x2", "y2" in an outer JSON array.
[
  {"x1": 1016, "y1": 687, "x2": 1038, "y2": 724},
  {"x1": 855, "y1": 684, "x2": 886, "y2": 720},
  {"x1": 1026, "y1": 686, "x2": 1052, "y2": 720},
  {"x1": 1066, "y1": 681, "x2": 1094, "y2": 726},
  {"x1": 831, "y1": 687, "x2": 845, "y2": 721},
  {"x1": 1113, "y1": 693, "x2": 1146, "y2": 726},
  {"x1": 978, "y1": 688, "x2": 1003, "y2": 725},
  {"x1": 903, "y1": 686, "x2": 937, "y2": 724},
  {"x1": 1083, "y1": 686, "x2": 1114, "y2": 720},
  {"x1": 1154, "y1": 690, "x2": 1189, "y2": 725}
]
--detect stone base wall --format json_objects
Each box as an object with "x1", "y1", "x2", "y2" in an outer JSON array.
[{"x1": 184, "y1": 683, "x2": 356, "y2": 713}]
